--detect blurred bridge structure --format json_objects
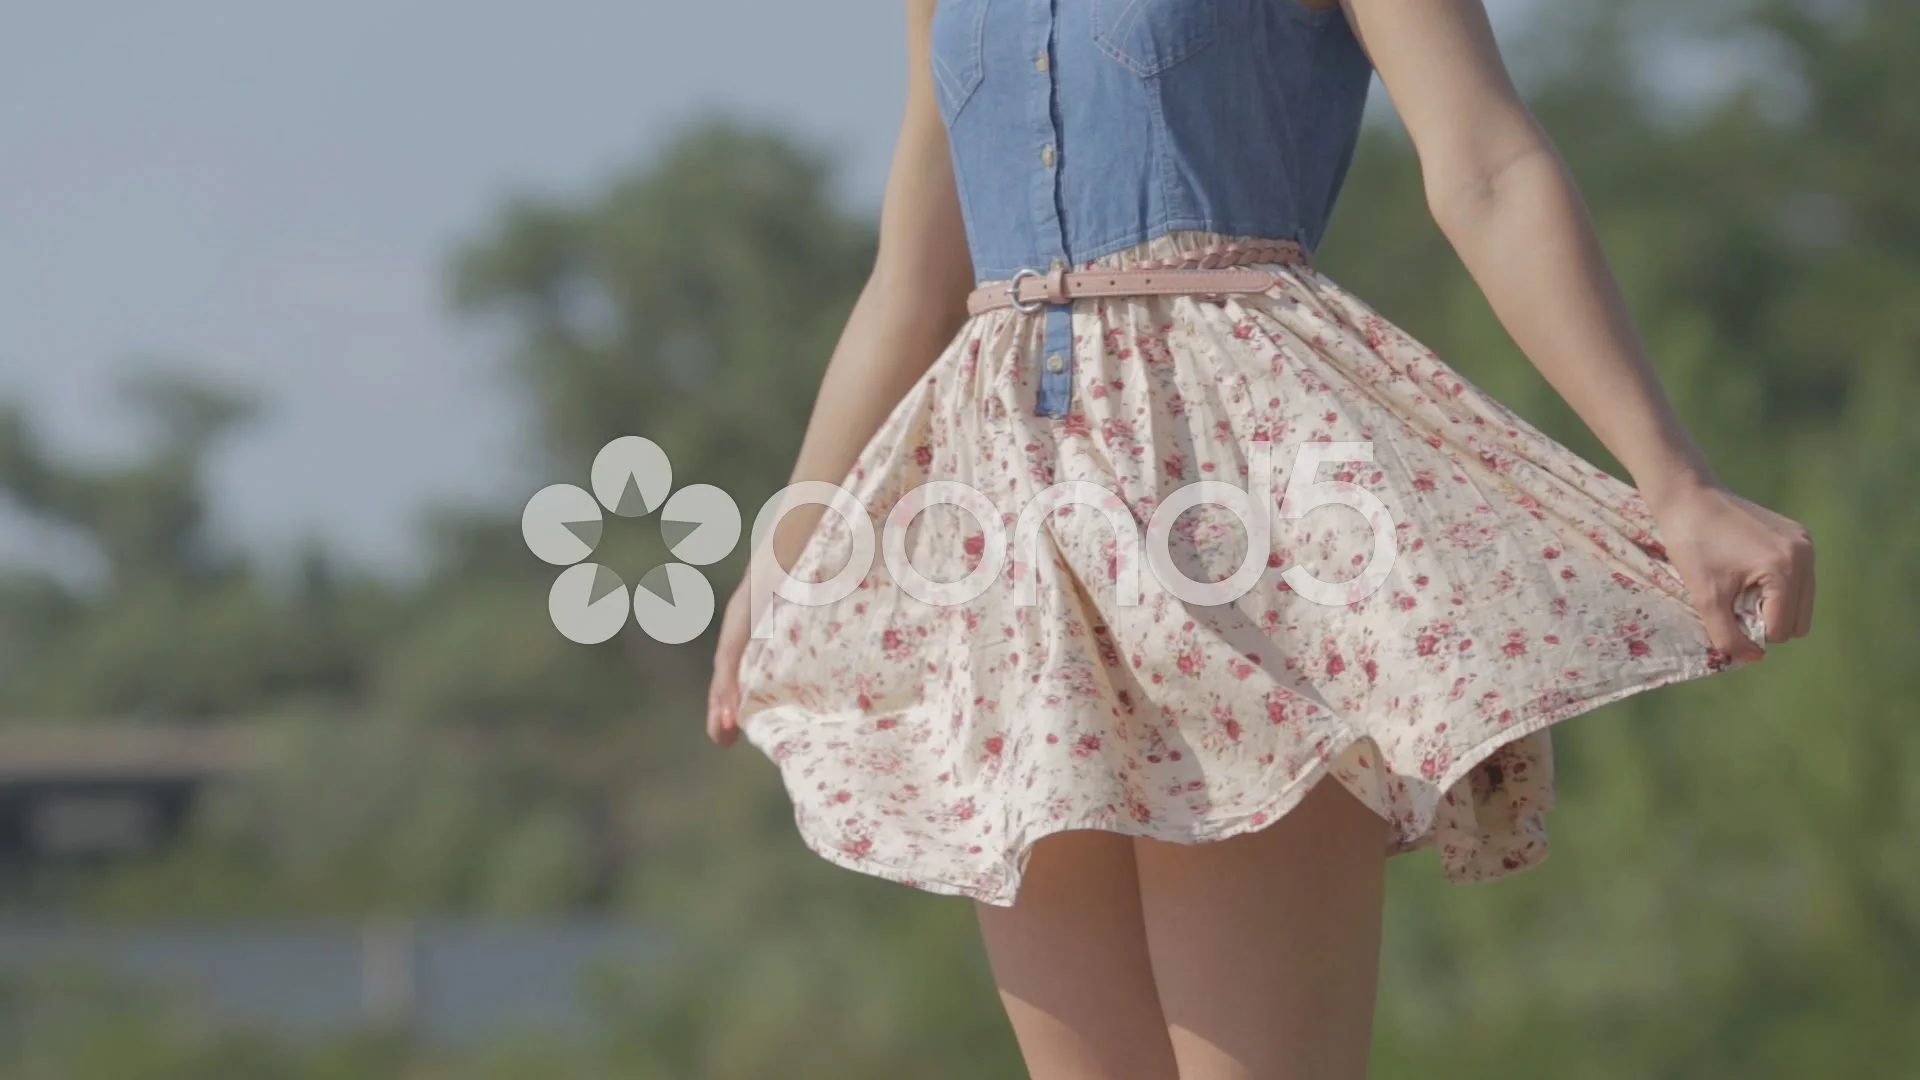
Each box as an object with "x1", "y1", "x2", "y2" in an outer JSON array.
[{"x1": 0, "y1": 722, "x2": 271, "y2": 863}]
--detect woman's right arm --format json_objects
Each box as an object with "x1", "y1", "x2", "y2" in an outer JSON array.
[{"x1": 707, "y1": 0, "x2": 975, "y2": 747}]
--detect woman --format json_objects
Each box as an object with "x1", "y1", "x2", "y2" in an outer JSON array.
[{"x1": 706, "y1": 1, "x2": 1814, "y2": 1076}]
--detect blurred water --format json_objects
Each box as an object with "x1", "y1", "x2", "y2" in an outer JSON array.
[{"x1": 0, "y1": 917, "x2": 661, "y2": 1043}]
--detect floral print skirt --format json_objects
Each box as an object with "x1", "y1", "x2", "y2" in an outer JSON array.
[{"x1": 736, "y1": 229, "x2": 1761, "y2": 907}]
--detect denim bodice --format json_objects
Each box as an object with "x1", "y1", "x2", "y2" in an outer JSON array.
[{"x1": 930, "y1": 0, "x2": 1373, "y2": 415}]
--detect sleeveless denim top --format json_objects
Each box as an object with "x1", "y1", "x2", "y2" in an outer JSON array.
[{"x1": 929, "y1": 0, "x2": 1374, "y2": 415}]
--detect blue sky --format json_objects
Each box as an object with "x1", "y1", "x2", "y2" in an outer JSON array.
[{"x1": 1, "y1": 0, "x2": 1552, "y2": 577}]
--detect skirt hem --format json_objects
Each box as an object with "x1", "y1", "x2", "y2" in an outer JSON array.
[{"x1": 764, "y1": 648, "x2": 1735, "y2": 907}]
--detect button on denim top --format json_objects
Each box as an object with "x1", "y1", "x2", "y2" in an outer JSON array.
[{"x1": 929, "y1": 0, "x2": 1374, "y2": 415}]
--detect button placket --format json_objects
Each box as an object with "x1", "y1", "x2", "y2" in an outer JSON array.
[{"x1": 1028, "y1": 4, "x2": 1074, "y2": 419}]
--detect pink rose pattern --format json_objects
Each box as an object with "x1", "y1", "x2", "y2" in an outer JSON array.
[{"x1": 737, "y1": 230, "x2": 1764, "y2": 907}]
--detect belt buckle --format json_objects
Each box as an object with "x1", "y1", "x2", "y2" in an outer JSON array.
[{"x1": 1007, "y1": 268, "x2": 1047, "y2": 315}]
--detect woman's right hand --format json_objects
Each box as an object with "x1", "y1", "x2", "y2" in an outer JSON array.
[
  {"x1": 706, "y1": 578, "x2": 756, "y2": 748},
  {"x1": 704, "y1": 0, "x2": 973, "y2": 750}
]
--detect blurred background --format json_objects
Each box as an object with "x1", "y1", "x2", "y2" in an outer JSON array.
[{"x1": 0, "y1": 0, "x2": 1913, "y2": 1076}]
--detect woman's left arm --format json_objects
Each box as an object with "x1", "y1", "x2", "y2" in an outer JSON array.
[{"x1": 1340, "y1": 0, "x2": 1814, "y2": 659}]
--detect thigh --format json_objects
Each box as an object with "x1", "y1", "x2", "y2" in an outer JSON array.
[
  {"x1": 974, "y1": 829, "x2": 1180, "y2": 1080},
  {"x1": 1134, "y1": 777, "x2": 1389, "y2": 1080}
]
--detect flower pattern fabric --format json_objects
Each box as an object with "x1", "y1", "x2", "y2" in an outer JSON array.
[{"x1": 737, "y1": 230, "x2": 1762, "y2": 907}]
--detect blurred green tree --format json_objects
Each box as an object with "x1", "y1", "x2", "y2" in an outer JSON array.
[{"x1": 0, "y1": 1, "x2": 1913, "y2": 1075}]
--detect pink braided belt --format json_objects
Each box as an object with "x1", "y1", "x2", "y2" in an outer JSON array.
[{"x1": 965, "y1": 237, "x2": 1311, "y2": 317}]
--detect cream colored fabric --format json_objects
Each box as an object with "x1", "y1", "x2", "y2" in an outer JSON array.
[{"x1": 738, "y1": 230, "x2": 1761, "y2": 907}]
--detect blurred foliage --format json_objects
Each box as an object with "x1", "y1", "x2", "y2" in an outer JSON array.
[{"x1": 0, "y1": 0, "x2": 1914, "y2": 1075}]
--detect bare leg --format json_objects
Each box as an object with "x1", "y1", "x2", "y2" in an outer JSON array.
[
  {"x1": 975, "y1": 829, "x2": 1182, "y2": 1080},
  {"x1": 1135, "y1": 778, "x2": 1389, "y2": 1080}
]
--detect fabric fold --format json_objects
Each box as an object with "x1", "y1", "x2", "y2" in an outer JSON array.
[{"x1": 738, "y1": 230, "x2": 1760, "y2": 906}]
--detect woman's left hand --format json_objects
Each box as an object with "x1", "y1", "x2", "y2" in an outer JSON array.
[{"x1": 1646, "y1": 479, "x2": 1815, "y2": 663}]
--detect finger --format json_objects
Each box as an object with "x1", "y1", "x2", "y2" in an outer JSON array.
[
  {"x1": 707, "y1": 655, "x2": 741, "y2": 748},
  {"x1": 1797, "y1": 559, "x2": 1815, "y2": 638},
  {"x1": 715, "y1": 683, "x2": 741, "y2": 743},
  {"x1": 1782, "y1": 561, "x2": 1807, "y2": 642},
  {"x1": 1760, "y1": 571, "x2": 1795, "y2": 645},
  {"x1": 706, "y1": 656, "x2": 728, "y2": 714},
  {"x1": 1701, "y1": 589, "x2": 1764, "y2": 663},
  {"x1": 707, "y1": 702, "x2": 739, "y2": 747},
  {"x1": 1791, "y1": 538, "x2": 1815, "y2": 640},
  {"x1": 709, "y1": 692, "x2": 739, "y2": 745}
]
